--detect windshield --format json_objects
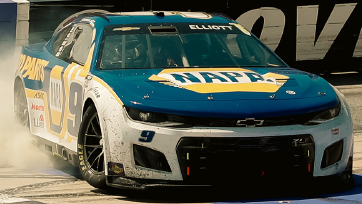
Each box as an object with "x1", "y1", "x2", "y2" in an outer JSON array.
[{"x1": 98, "y1": 23, "x2": 287, "y2": 69}]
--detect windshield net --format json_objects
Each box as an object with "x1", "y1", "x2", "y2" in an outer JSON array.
[{"x1": 98, "y1": 23, "x2": 287, "y2": 69}]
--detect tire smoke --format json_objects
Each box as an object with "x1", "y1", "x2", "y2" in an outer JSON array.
[{"x1": 0, "y1": 47, "x2": 51, "y2": 169}]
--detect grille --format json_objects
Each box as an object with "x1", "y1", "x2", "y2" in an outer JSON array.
[
  {"x1": 167, "y1": 110, "x2": 324, "y2": 127},
  {"x1": 176, "y1": 135, "x2": 315, "y2": 184}
]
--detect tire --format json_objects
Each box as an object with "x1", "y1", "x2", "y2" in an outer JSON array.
[
  {"x1": 77, "y1": 104, "x2": 107, "y2": 189},
  {"x1": 14, "y1": 80, "x2": 29, "y2": 128}
]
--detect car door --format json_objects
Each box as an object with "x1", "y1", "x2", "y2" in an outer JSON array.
[{"x1": 43, "y1": 23, "x2": 93, "y2": 151}]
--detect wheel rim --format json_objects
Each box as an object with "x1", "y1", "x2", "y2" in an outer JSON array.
[
  {"x1": 15, "y1": 86, "x2": 29, "y2": 127},
  {"x1": 84, "y1": 114, "x2": 105, "y2": 173}
]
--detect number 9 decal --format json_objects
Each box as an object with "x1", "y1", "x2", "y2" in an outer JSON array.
[{"x1": 139, "y1": 131, "x2": 155, "y2": 142}]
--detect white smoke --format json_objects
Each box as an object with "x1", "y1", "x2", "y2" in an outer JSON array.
[{"x1": 0, "y1": 47, "x2": 51, "y2": 169}]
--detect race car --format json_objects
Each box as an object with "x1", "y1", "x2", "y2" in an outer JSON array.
[{"x1": 14, "y1": 10, "x2": 353, "y2": 190}]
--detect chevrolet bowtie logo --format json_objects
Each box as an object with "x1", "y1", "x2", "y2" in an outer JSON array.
[{"x1": 236, "y1": 118, "x2": 264, "y2": 127}]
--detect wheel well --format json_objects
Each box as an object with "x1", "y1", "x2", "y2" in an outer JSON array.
[{"x1": 83, "y1": 98, "x2": 95, "y2": 115}]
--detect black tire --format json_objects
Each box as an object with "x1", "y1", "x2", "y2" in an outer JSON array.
[
  {"x1": 14, "y1": 80, "x2": 29, "y2": 128},
  {"x1": 77, "y1": 104, "x2": 107, "y2": 189}
]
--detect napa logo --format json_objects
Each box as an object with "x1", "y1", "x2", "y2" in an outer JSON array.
[{"x1": 149, "y1": 68, "x2": 289, "y2": 93}]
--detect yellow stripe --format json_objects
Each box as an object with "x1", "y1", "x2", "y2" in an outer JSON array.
[
  {"x1": 71, "y1": 65, "x2": 83, "y2": 81},
  {"x1": 264, "y1": 72, "x2": 289, "y2": 80},
  {"x1": 24, "y1": 88, "x2": 40, "y2": 98},
  {"x1": 91, "y1": 29, "x2": 96, "y2": 43},
  {"x1": 50, "y1": 65, "x2": 64, "y2": 79},
  {"x1": 79, "y1": 44, "x2": 95, "y2": 77},
  {"x1": 148, "y1": 74, "x2": 168, "y2": 81}
]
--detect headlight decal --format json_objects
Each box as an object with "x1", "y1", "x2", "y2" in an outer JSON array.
[
  {"x1": 307, "y1": 102, "x2": 341, "y2": 124},
  {"x1": 125, "y1": 102, "x2": 342, "y2": 128}
]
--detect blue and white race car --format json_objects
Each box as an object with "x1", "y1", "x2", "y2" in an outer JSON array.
[{"x1": 14, "y1": 10, "x2": 353, "y2": 189}]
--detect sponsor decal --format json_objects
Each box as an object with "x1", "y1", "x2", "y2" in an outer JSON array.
[
  {"x1": 331, "y1": 128, "x2": 340, "y2": 135},
  {"x1": 108, "y1": 162, "x2": 125, "y2": 176},
  {"x1": 50, "y1": 79, "x2": 63, "y2": 112},
  {"x1": 33, "y1": 114, "x2": 44, "y2": 128},
  {"x1": 90, "y1": 87, "x2": 100, "y2": 98},
  {"x1": 113, "y1": 27, "x2": 141, "y2": 31},
  {"x1": 236, "y1": 118, "x2": 264, "y2": 127},
  {"x1": 149, "y1": 68, "x2": 289, "y2": 93},
  {"x1": 189, "y1": 25, "x2": 233, "y2": 30},
  {"x1": 31, "y1": 104, "x2": 44, "y2": 111},
  {"x1": 49, "y1": 65, "x2": 64, "y2": 128},
  {"x1": 34, "y1": 92, "x2": 45, "y2": 99},
  {"x1": 56, "y1": 26, "x2": 76, "y2": 57},
  {"x1": 78, "y1": 144, "x2": 87, "y2": 171},
  {"x1": 18, "y1": 54, "x2": 49, "y2": 81}
]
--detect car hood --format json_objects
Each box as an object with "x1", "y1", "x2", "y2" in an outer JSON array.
[{"x1": 94, "y1": 67, "x2": 339, "y2": 118}]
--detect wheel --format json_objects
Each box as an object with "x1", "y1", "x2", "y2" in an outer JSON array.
[
  {"x1": 77, "y1": 104, "x2": 107, "y2": 189},
  {"x1": 14, "y1": 80, "x2": 29, "y2": 128}
]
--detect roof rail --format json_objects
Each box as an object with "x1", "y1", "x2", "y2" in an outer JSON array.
[
  {"x1": 79, "y1": 12, "x2": 111, "y2": 23},
  {"x1": 53, "y1": 9, "x2": 110, "y2": 36},
  {"x1": 209, "y1": 12, "x2": 233, "y2": 21}
]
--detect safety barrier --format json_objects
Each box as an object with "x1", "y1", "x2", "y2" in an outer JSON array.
[{"x1": 0, "y1": 0, "x2": 29, "y2": 58}]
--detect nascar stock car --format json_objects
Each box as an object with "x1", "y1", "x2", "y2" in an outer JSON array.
[{"x1": 14, "y1": 10, "x2": 353, "y2": 190}]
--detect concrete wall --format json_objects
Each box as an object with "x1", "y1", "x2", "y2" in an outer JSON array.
[{"x1": 14, "y1": 0, "x2": 29, "y2": 46}]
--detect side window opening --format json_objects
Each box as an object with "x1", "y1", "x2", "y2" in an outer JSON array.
[
  {"x1": 71, "y1": 24, "x2": 93, "y2": 65},
  {"x1": 50, "y1": 26, "x2": 72, "y2": 56},
  {"x1": 55, "y1": 24, "x2": 93, "y2": 65}
]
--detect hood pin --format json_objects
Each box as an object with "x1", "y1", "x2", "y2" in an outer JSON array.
[
  {"x1": 208, "y1": 95, "x2": 213, "y2": 100},
  {"x1": 269, "y1": 94, "x2": 275, "y2": 99},
  {"x1": 143, "y1": 94, "x2": 150, "y2": 99},
  {"x1": 286, "y1": 90, "x2": 296, "y2": 95}
]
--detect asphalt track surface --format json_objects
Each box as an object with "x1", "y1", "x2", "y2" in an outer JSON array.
[
  {"x1": 0, "y1": 71, "x2": 362, "y2": 203},
  {"x1": 2, "y1": 167, "x2": 362, "y2": 204}
]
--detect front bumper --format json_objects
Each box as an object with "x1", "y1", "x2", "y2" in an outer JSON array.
[{"x1": 104, "y1": 102, "x2": 353, "y2": 189}]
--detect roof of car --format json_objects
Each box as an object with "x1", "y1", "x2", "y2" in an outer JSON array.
[
  {"x1": 53, "y1": 10, "x2": 235, "y2": 36},
  {"x1": 85, "y1": 11, "x2": 233, "y2": 25}
]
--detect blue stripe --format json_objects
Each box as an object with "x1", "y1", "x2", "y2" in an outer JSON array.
[{"x1": 0, "y1": 0, "x2": 17, "y2": 21}]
